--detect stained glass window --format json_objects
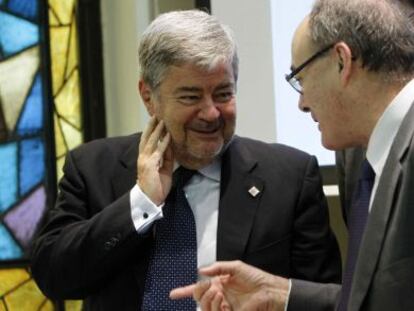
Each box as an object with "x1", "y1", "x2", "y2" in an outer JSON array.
[
  {"x1": 49, "y1": 0, "x2": 83, "y2": 181},
  {"x1": 0, "y1": 0, "x2": 52, "y2": 309},
  {"x1": 47, "y1": 0, "x2": 84, "y2": 309},
  {"x1": 0, "y1": 0, "x2": 85, "y2": 309},
  {"x1": 0, "y1": 0, "x2": 46, "y2": 263}
]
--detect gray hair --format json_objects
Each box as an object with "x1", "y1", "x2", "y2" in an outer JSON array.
[
  {"x1": 138, "y1": 10, "x2": 239, "y2": 90},
  {"x1": 309, "y1": 0, "x2": 414, "y2": 79}
]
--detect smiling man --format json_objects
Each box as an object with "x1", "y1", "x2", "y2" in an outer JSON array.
[
  {"x1": 170, "y1": 0, "x2": 414, "y2": 310},
  {"x1": 31, "y1": 10, "x2": 341, "y2": 310}
]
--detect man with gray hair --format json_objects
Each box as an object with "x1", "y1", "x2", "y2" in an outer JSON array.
[
  {"x1": 171, "y1": 0, "x2": 414, "y2": 310},
  {"x1": 31, "y1": 10, "x2": 341, "y2": 310}
]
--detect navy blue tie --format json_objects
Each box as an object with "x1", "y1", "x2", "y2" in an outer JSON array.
[
  {"x1": 141, "y1": 167, "x2": 198, "y2": 310},
  {"x1": 338, "y1": 159, "x2": 375, "y2": 311}
]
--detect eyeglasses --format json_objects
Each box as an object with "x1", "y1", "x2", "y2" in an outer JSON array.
[{"x1": 285, "y1": 44, "x2": 334, "y2": 94}]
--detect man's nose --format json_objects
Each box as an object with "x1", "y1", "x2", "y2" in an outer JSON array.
[
  {"x1": 198, "y1": 99, "x2": 221, "y2": 121},
  {"x1": 298, "y1": 94, "x2": 310, "y2": 112}
]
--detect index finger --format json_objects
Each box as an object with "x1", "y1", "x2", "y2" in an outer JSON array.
[
  {"x1": 140, "y1": 116, "x2": 157, "y2": 149},
  {"x1": 169, "y1": 284, "x2": 196, "y2": 300},
  {"x1": 199, "y1": 261, "x2": 241, "y2": 277}
]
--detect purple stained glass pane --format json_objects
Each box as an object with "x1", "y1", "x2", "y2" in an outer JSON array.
[
  {"x1": 4, "y1": 186, "x2": 46, "y2": 248},
  {"x1": 0, "y1": 224, "x2": 23, "y2": 260}
]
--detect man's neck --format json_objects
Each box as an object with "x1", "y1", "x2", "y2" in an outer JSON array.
[{"x1": 352, "y1": 74, "x2": 411, "y2": 147}]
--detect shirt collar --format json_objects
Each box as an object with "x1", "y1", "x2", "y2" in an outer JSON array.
[
  {"x1": 174, "y1": 157, "x2": 221, "y2": 182},
  {"x1": 198, "y1": 157, "x2": 221, "y2": 182},
  {"x1": 367, "y1": 78, "x2": 414, "y2": 175}
]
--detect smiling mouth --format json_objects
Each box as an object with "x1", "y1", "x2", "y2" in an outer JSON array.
[
  {"x1": 190, "y1": 127, "x2": 220, "y2": 134},
  {"x1": 188, "y1": 120, "x2": 223, "y2": 134}
]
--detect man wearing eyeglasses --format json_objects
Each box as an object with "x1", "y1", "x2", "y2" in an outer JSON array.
[{"x1": 171, "y1": 0, "x2": 414, "y2": 310}]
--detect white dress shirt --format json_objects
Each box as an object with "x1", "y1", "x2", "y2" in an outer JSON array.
[
  {"x1": 366, "y1": 78, "x2": 414, "y2": 210},
  {"x1": 130, "y1": 159, "x2": 221, "y2": 269}
]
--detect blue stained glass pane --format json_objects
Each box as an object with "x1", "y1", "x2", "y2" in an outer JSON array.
[
  {"x1": 0, "y1": 224, "x2": 23, "y2": 260},
  {"x1": 0, "y1": 11, "x2": 39, "y2": 56},
  {"x1": 8, "y1": 0, "x2": 38, "y2": 21},
  {"x1": 17, "y1": 74, "x2": 43, "y2": 135},
  {"x1": 0, "y1": 143, "x2": 18, "y2": 213},
  {"x1": 19, "y1": 137, "x2": 45, "y2": 195}
]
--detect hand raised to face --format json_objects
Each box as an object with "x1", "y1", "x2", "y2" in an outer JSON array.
[{"x1": 137, "y1": 116, "x2": 174, "y2": 206}]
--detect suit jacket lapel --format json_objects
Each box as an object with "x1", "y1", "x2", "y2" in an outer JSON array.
[
  {"x1": 217, "y1": 137, "x2": 264, "y2": 260},
  {"x1": 111, "y1": 136, "x2": 139, "y2": 198},
  {"x1": 349, "y1": 102, "x2": 414, "y2": 310}
]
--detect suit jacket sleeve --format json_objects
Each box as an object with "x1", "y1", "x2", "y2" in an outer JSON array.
[
  {"x1": 289, "y1": 156, "x2": 342, "y2": 283},
  {"x1": 286, "y1": 155, "x2": 342, "y2": 310},
  {"x1": 31, "y1": 145, "x2": 148, "y2": 299},
  {"x1": 288, "y1": 279, "x2": 341, "y2": 311}
]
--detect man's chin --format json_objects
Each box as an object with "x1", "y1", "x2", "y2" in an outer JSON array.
[
  {"x1": 188, "y1": 144, "x2": 224, "y2": 160},
  {"x1": 173, "y1": 143, "x2": 225, "y2": 168}
]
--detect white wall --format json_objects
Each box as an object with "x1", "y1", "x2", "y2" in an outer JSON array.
[
  {"x1": 211, "y1": 0, "x2": 277, "y2": 143},
  {"x1": 271, "y1": 0, "x2": 335, "y2": 165},
  {"x1": 101, "y1": 0, "x2": 152, "y2": 136}
]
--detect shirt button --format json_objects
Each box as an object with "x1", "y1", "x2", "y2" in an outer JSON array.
[{"x1": 143, "y1": 212, "x2": 149, "y2": 219}]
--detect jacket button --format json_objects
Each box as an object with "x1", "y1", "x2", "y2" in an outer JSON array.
[{"x1": 104, "y1": 241, "x2": 113, "y2": 250}]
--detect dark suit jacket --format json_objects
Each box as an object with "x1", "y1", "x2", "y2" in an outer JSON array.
[
  {"x1": 290, "y1": 101, "x2": 414, "y2": 311},
  {"x1": 31, "y1": 135, "x2": 341, "y2": 310}
]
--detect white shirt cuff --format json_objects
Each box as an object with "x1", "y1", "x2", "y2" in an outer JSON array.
[
  {"x1": 284, "y1": 279, "x2": 292, "y2": 311},
  {"x1": 130, "y1": 184, "x2": 164, "y2": 233}
]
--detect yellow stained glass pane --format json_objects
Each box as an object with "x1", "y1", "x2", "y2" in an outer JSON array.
[
  {"x1": 49, "y1": 0, "x2": 76, "y2": 25},
  {"x1": 66, "y1": 16, "x2": 78, "y2": 79},
  {"x1": 40, "y1": 299, "x2": 54, "y2": 311},
  {"x1": 0, "y1": 47, "x2": 39, "y2": 131},
  {"x1": 50, "y1": 26, "x2": 70, "y2": 95},
  {"x1": 55, "y1": 70, "x2": 81, "y2": 129},
  {"x1": 54, "y1": 114, "x2": 67, "y2": 158},
  {"x1": 4, "y1": 280, "x2": 45, "y2": 310},
  {"x1": 0, "y1": 300, "x2": 6, "y2": 311},
  {"x1": 0, "y1": 269, "x2": 30, "y2": 296},
  {"x1": 48, "y1": 8, "x2": 59, "y2": 26},
  {"x1": 60, "y1": 118, "x2": 82, "y2": 150},
  {"x1": 65, "y1": 300, "x2": 83, "y2": 311},
  {"x1": 56, "y1": 156, "x2": 65, "y2": 182}
]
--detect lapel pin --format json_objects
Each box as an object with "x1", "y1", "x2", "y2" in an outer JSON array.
[{"x1": 248, "y1": 186, "x2": 260, "y2": 197}]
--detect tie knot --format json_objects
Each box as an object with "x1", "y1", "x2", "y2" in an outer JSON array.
[
  {"x1": 174, "y1": 166, "x2": 197, "y2": 188},
  {"x1": 360, "y1": 159, "x2": 375, "y2": 181}
]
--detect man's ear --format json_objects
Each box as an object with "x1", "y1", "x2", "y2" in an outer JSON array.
[
  {"x1": 138, "y1": 80, "x2": 155, "y2": 116},
  {"x1": 334, "y1": 42, "x2": 354, "y2": 86}
]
